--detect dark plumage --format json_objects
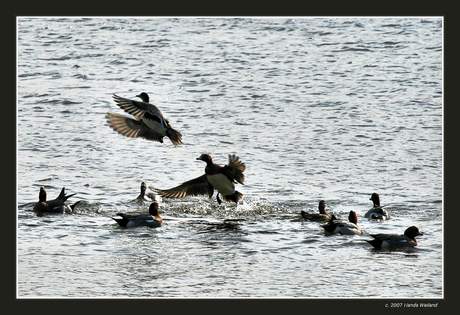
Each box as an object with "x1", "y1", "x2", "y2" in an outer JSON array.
[
  {"x1": 367, "y1": 226, "x2": 423, "y2": 249},
  {"x1": 364, "y1": 193, "x2": 390, "y2": 220},
  {"x1": 106, "y1": 92, "x2": 182, "y2": 146},
  {"x1": 112, "y1": 202, "x2": 162, "y2": 228},
  {"x1": 321, "y1": 210, "x2": 362, "y2": 235},
  {"x1": 33, "y1": 186, "x2": 79, "y2": 213},
  {"x1": 151, "y1": 154, "x2": 246, "y2": 204},
  {"x1": 301, "y1": 200, "x2": 331, "y2": 222}
]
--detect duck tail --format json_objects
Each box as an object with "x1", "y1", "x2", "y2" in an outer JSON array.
[
  {"x1": 235, "y1": 191, "x2": 243, "y2": 202},
  {"x1": 366, "y1": 239, "x2": 381, "y2": 249},
  {"x1": 70, "y1": 200, "x2": 81, "y2": 211},
  {"x1": 166, "y1": 128, "x2": 183, "y2": 146},
  {"x1": 300, "y1": 210, "x2": 308, "y2": 220},
  {"x1": 111, "y1": 217, "x2": 128, "y2": 228},
  {"x1": 321, "y1": 222, "x2": 336, "y2": 234},
  {"x1": 223, "y1": 191, "x2": 243, "y2": 204}
]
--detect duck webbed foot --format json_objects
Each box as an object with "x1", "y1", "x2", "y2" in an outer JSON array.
[{"x1": 216, "y1": 193, "x2": 222, "y2": 205}]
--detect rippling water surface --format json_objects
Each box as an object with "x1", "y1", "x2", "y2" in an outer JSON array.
[{"x1": 17, "y1": 17, "x2": 443, "y2": 298}]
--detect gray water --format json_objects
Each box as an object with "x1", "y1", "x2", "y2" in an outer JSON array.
[{"x1": 17, "y1": 17, "x2": 443, "y2": 298}]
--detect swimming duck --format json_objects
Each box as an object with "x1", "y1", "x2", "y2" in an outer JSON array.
[
  {"x1": 151, "y1": 154, "x2": 245, "y2": 204},
  {"x1": 136, "y1": 181, "x2": 161, "y2": 203},
  {"x1": 301, "y1": 200, "x2": 331, "y2": 222},
  {"x1": 106, "y1": 92, "x2": 182, "y2": 146},
  {"x1": 321, "y1": 210, "x2": 362, "y2": 235},
  {"x1": 112, "y1": 202, "x2": 162, "y2": 228},
  {"x1": 33, "y1": 186, "x2": 80, "y2": 214},
  {"x1": 364, "y1": 193, "x2": 390, "y2": 220},
  {"x1": 366, "y1": 226, "x2": 423, "y2": 249}
]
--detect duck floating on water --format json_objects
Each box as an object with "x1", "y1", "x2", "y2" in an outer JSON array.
[
  {"x1": 112, "y1": 202, "x2": 162, "y2": 228},
  {"x1": 106, "y1": 92, "x2": 182, "y2": 146},
  {"x1": 301, "y1": 200, "x2": 331, "y2": 222},
  {"x1": 33, "y1": 186, "x2": 80, "y2": 214},
  {"x1": 151, "y1": 154, "x2": 245, "y2": 204},
  {"x1": 321, "y1": 210, "x2": 363, "y2": 235},
  {"x1": 366, "y1": 226, "x2": 423, "y2": 249},
  {"x1": 364, "y1": 193, "x2": 390, "y2": 220}
]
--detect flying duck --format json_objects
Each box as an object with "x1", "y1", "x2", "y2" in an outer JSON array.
[
  {"x1": 321, "y1": 210, "x2": 363, "y2": 235},
  {"x1": 136, "y1": 181, "x2": 161, "y2": 203},
  {"x1": 364, "y1": 193, "x2": 390, "y2": 220},
  {"x1": 33, "y1": 186, "x2": 80, "y2": 213},
  {"x1": 151, "y1": 154, "x2": 246, "y2": 204},
  {"x1": 300, "y1": 200, "x2": 331, "y2": 222},
  {"x1": 106, "y1": 92, "x2": 182, "y2": 146},
  {"x1": 112, "y1": 202, "x2": 162, "y2": 228},
  {"x1": 366, "y1": 226, "x2": 423, "y2": 249}
]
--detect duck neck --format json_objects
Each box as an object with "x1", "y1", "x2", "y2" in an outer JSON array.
[
  {"x1": 39, "y1": 192, "x2": 46, "y2": 202},
  {"x1": 203, "y1": 160, "x2": 216, "y2": 172},
  {"x1": 139, "y1": 188, "x2": 146, "y2": 198},
  {"x1": 348, "y1": 212, "x2": 358, "y2": 224},
  {"x1": 149, "y1": 204, "x2": 159, "y2": 216}
]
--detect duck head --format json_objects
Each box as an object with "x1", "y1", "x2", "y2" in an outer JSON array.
[
  {"x1": 318, "y1": 200, "x2": 326, "y2": 214},
  {"x1": 370, "y1": 193, "x2": 380, "y2": 207},
  {"x1": 348, "y1": 210, "x2": 358, "y2": 224},
  {"x1": 149, "y1": 202, "x2": 160, "y2": 216},
  {"x1": 197, "y1": 153, "x2": 213, "y2": 164},
  {"x1": 404, "y1": 226, "x2": 423, "y2": 238},
  {"x1": 140, "y1": 181, "x2": 147, "y2": 193},
  {"x1": 136, "y1": 92, "x2": 150, "y2": 103}
]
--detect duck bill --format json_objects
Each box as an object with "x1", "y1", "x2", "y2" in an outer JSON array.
[{"x1": 196, "y1": 156, "x2": 203, "y2": 161}]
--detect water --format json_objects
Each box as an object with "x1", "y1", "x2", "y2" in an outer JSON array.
[{"x1": 17, "y1": 17, "x2": 443, "y2": 298}]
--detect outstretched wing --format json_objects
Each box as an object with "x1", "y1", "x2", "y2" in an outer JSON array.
[
  {"x1": 112, "y1": 94, "x2": 164, "y2": 123},
  {"x1": 106, "y1": 113, "x2": 165, "y2": 143},
  {"x1": 150, "y1": 175, "x2": 214, "y2": 199},
  {"x1": 53, "y1": 187, "x2": 76, "y2": 203},
  {"x1": 222, "y1": 154, "x2": 246, "y2": 185}
]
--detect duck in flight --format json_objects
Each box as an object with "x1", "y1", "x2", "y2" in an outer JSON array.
[
  {"x1": 106, "y1": 92, "x2": 182, "y2": 146},
  {"x1": 151, "y1": 154, "x2": 246, "y2": 204}
]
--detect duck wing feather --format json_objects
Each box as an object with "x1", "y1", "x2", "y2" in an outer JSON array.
[
  {"x1": 113, "y1": 94, "x2": 164, "y2": 118},
  {"x1": 222, "y1": 154, "x2": 246, "y2": 185},
  {"x1": 46, "y1": 187, "x2": 76, "y2": 209},
  {"x1": 151, "y1": 175, "x2": 214, "y2": 199},
  {"x1": 106, "y1": 113, "x2": 165, "y2": 143}
]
